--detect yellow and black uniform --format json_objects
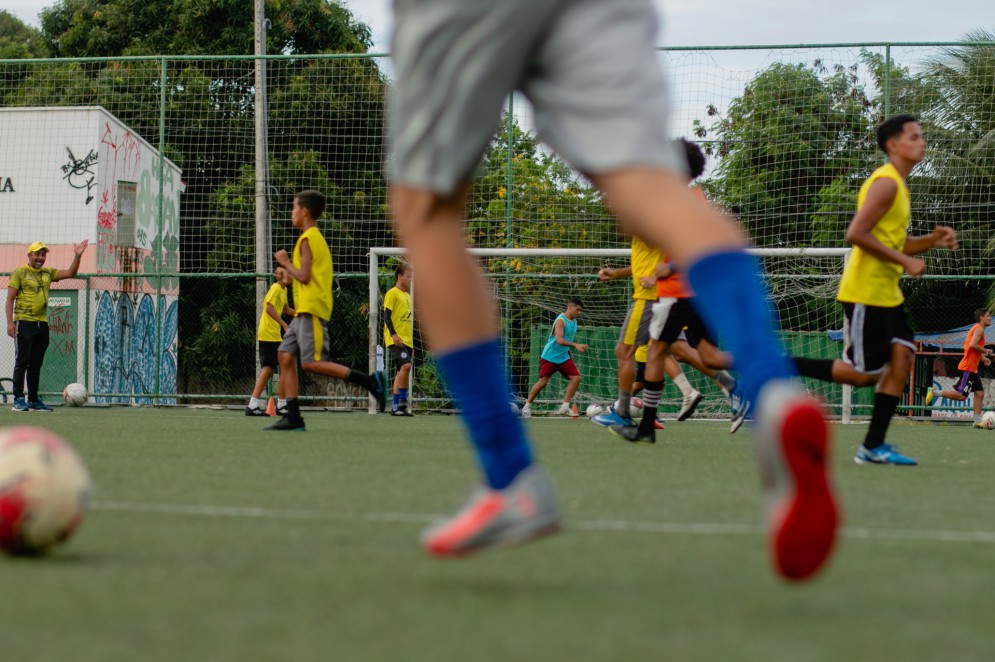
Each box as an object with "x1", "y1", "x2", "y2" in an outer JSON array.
[
  {"x1": 619, "y1": 236, "x2": 661, "y2": 347},
  {"x1": 257, "y1": 282, "x2": 288, "y2": 369},
  {"x1": 9, "y1": 264, "x2": 59, "y2": 403},
  {"x1": 383, "y1": 285, "x2": 413, "y2": 366},
  {"x1": 838, "y1": 163, "x2": 915, "y2": 374},
  {"x1": 280, "y1": 226, "x2": 334, "y2": 363}
]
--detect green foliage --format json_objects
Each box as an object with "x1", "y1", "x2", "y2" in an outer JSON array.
[{"x1": 467, "y1": 114, "x2": 617, "y2": 249}]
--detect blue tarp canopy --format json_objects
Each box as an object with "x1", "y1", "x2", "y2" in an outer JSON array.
[{"x1": 826, "y1": 324, "x2": 976, "y2": 347}]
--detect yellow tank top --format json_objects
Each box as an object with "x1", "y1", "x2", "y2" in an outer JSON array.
[
  {"x1": 630, "y1": 236, "x2": 662, "y2": 301},
  {"x1": 292, "y1": 226, "x2": 333, "y2": 321},
  {"x1": 837, "y1": 163, "x2": 910, "y2": 307}
]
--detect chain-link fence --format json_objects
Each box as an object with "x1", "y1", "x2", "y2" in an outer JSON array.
[{"x1": 1, "y1": 42, "x2": 993, "y2": 412}]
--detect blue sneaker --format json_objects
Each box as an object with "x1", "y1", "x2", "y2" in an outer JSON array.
[
  {"x1": 854, "y1": 443, "x2": 917, "y2": 466},
  {"x1": 730, "y1": 389, "x2": 751, "y2": 434},
  {"x1": 27, "y1": 399, "x2": 54, "y2": 412},
  {"x1": 592, "y1": 409, "x2": 633, "y2": 428},
  {"x1": 11, "y1": 397, "x2": 28, "y2": 412}
]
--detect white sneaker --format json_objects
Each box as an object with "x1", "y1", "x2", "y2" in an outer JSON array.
[
  {"x1": 678, "y1": 389, "x2": 703, "y2": 422},
  {"x1": 521, "y1": 403, "x2": 532, "y2": 418},
  {"x1": 557, "y1": 403, "x2": 578, "y2": 417}
]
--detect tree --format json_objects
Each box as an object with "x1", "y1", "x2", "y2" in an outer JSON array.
[
  {"x1": 697, "y1": 61, "x2": 878, "y2": 249},
  {"x1": 4, "y1": 0, "x2": 387, "y2": 396}
]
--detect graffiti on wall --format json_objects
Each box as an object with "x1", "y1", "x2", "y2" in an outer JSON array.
[
  {"x1": 97, "y1": 123, "x2": 142, "y2": 271},
  {"x1": 61, "y1": 147, "x2": 98, "y2": 204},
  {"x1": 93, "y1": 291, "x2": 178, "y2": 404}
]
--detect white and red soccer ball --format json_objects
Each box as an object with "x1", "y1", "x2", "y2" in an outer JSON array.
[{"x1": 0, "y1": 426, "x2": 90, "y2": 556}]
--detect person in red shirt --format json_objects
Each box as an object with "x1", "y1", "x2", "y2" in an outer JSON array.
[{"x1": 926, "y1": 308, "x2": 992, "y2": 427}]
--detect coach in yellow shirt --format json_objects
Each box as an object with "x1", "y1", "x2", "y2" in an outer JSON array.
[
  {"x1": 383, "y1": 263, "x2": 414, "y2": 415},
  {"x1": 6, "y1": 240, "x2": 88, "y2": 412}
]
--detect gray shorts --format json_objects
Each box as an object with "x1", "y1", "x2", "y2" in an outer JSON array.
[
  {"x1": 387, "y1": 0, "x2": 684, "y2": 196},
  {"x1": 279, "y1": 314, "x2": 331, "y2": 363}
]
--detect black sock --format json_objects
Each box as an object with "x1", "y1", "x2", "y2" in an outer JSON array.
[
  {"x1": 346, "y1": 369, "x2": 375, "y2": 391},
  {"x1": 638, "y1": 380, "x2": 663, "y2": 435},
  {"x1": 864, "y1": 393, "x2": 899, "y2": 449},
  {"x1": 793, "y1": 357, "x2": 835, "y2": 382},
  {"x1": 287, "y1": 398, "x2": 303, "y2": 421}
]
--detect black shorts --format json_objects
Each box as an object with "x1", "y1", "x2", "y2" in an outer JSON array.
[
  {"x1": 953, "y1": 370, "x2": 984, "y2": 396},
  {"x1": 390, "y1": 344, "x2": 413, "y2": 367},
  {"x1": 258, "y1": 340, "x2": 281, "y2": 370},
  {"x1": 841, "y1": 302, "x2": 915, "y2": 374},
  {"x1": 649, "y1": 298, "x2": 714, "y2": 346}
]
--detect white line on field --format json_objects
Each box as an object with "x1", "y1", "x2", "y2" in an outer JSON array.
[{"x1": 90, "y1": 500, "x2": 995, "y2": 545}]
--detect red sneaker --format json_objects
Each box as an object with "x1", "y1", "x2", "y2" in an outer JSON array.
[{"x1": 754, "y1": 381, "x2": 839, "y2": 581}]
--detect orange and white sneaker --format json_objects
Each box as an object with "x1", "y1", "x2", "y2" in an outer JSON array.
[
  {"x1": 422, "y1": 465, "x2": 561, "y2": 557},
  {"x1": 753, "y1": 380, "x2": 839, "y2": 581}
]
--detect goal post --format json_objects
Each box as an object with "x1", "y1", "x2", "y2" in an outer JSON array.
[{"x1": 369, "y1": 246, "x2": 852, "y2": 420}]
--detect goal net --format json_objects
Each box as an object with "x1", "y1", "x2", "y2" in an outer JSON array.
[{"x1": 369, "y1": 247, "x2": 853, "y2": 419}]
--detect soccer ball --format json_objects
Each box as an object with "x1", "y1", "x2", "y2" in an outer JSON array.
[
  {"x1": 981, "y1": 411, "x2": 995, "y2": 430},
  {"x1": 0, "y1": 426, "x2": 91, "y2": 555},
  {"x1": 63, "y1": 383, "x2": 88, "y2": 407},
  {"x1": 586, "y1": 403, "x2": 604, "y2": 418}
]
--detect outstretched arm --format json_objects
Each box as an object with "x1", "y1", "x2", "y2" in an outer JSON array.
[{"x1": 54, "y1": 240, "x2": 89, "y2": 281}]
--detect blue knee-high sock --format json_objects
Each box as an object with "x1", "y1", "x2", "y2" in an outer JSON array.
[
  {"x1": 686, "y1": 250, "x2": 795, "y2": 404},
  {"x1": 434, "y1": 338, "x2": 532, "y2": 489},
  {"x1": 399, "y1": 387, "x2": 409, "y2": 403}
]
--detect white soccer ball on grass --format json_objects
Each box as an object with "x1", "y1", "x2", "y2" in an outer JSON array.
[
  {"x1": 62, "y1": 383, "x2": 88, "y2": 407},
  {"x1": 981, "y1": 411, "x2": 995, "y2": 430}
]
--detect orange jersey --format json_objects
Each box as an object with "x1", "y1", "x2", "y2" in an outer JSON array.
[{"x1": 958, "y1": 323, "x2": 987, "y2": 372}]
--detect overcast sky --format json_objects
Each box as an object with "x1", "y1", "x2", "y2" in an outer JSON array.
[{"x1": 6, "y1": 0, "x2": 993, "y2": 49}]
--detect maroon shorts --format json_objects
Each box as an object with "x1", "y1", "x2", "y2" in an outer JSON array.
[{"x1": 539, "y1": 357, "x2": 580, "y2": 379}]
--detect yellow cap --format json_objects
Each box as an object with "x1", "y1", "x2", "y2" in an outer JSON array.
[{"x1": 27, "y1": 241, "x2": 48, "y2": 253}]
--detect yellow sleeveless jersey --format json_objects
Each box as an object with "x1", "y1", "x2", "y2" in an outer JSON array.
[
  {"x1": 292, "y1": 226, "x2": 333, "y2": 321},
  {"x1": 630, "y1": 236, "x2": 662, "y2": 301},
  {"x1": 837, "y1": 163, "x2": 910, "y2": 307}
]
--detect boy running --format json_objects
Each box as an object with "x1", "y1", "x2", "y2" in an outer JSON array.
[{"x1": 522, "y1": 298, "x2": 587, "y2": 417}]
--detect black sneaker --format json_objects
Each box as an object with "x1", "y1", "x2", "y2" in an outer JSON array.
[
  {"x1": 265, "y1": 416, "x2": 306, "y2": 431},
  {"x1": 276, "y1": 405, "x2": 289, "y2": 416},
  {"x1": 391, "y1": 408, "x2": 414, "y2": 417},
  {"x1": 609, "y1": 424, "x2": 655, "y2": 445},
  {"x1": 371, "y1": 371, "x2": 387, "y2": 412},
  {"x1": 245, "y1": 406, "x2": 269, "y2": 417}
]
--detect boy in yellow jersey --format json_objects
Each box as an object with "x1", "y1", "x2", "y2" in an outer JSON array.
[
  {"x1": 925, "y1": 309, "x2": 992, "y2": 427},
  {"x1": 6, "y1": 240, "x2": 88, "y2": 412},
  {"x1": 383, "y1": 263, "x2": 414, "y2": 416},
  {"x1": 792, "y1": 115, "x2": 958, "y2": 465},
  {"x1": 266, "y1": 190, "x2": 386, "y2": 431},
  {"x1": 246, "y1": 266, "x2": 295, "y2": 416}
]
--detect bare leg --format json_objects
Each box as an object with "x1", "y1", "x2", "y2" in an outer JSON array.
[
  {"x1": 394, "y1": 362, "x2": 412, "y2": 394},
  {"x1": 278, "y1": 351, "x2": 298, "y2": 399},
  {"x1": 251, "y1": 366, "x2": 274, "y2": 399},
  {"x1": 564, "y1": 375, "x2": 581, "y2": 403},
  {"x1": 526, "y1": 377, "x2": 551, "y2": 405}
]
